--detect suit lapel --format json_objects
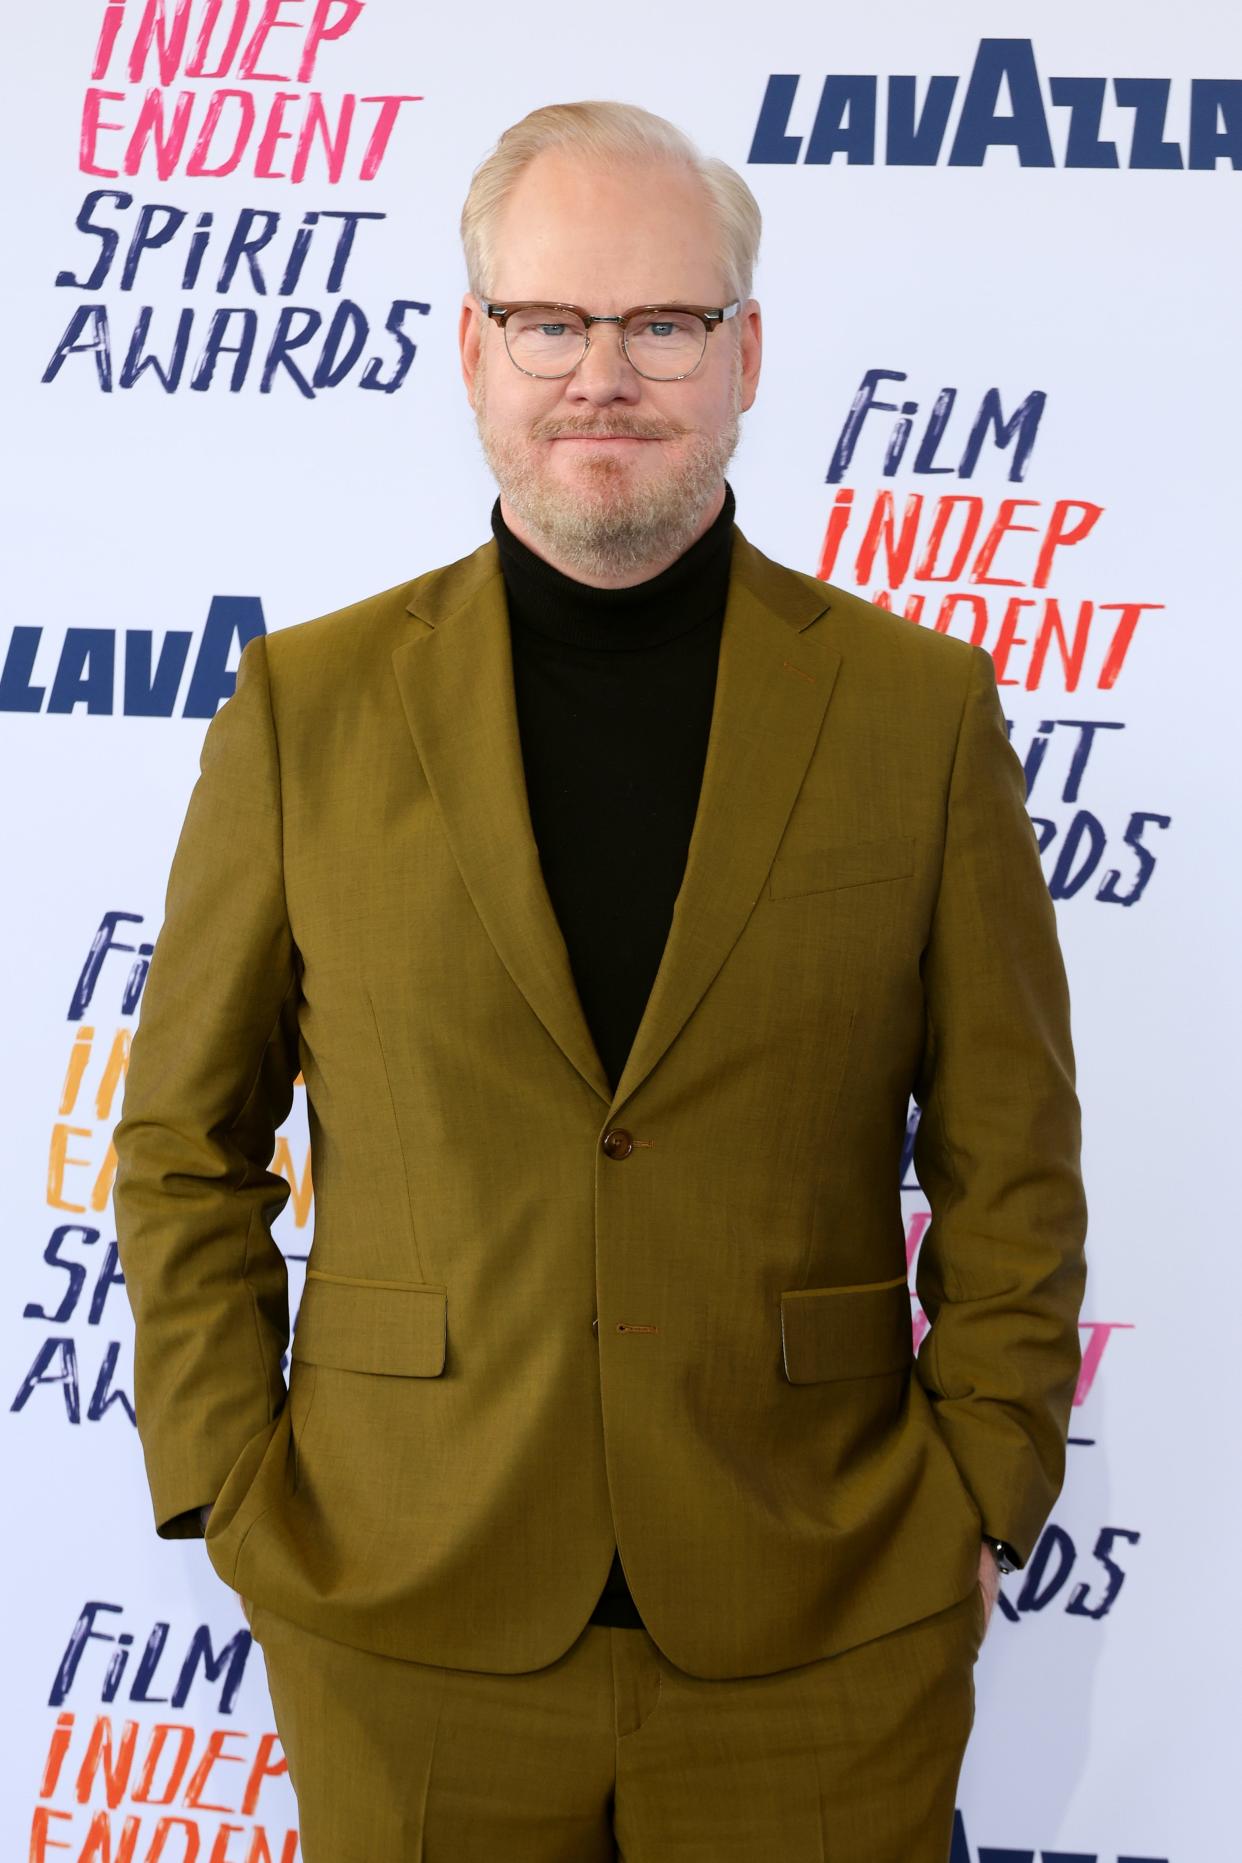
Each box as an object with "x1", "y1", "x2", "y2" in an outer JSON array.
[{"x1": 390, "y1": 524, "x2": 842, "y2": 1117}]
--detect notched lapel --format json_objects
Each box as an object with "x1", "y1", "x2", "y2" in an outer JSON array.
[
  {"x1": 390, "y1": 528, "x2": 842, "y2": 1118},
  {"x1": 390, "y1": 547, "x2": 613, "y2": 1105}
]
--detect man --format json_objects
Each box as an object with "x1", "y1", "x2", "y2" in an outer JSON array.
[{"x1": 112, "y1": 100, "x2": 1088, "y2": 1861}]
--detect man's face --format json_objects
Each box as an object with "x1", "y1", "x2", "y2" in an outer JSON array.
[{"x1": 459, "y1": 148, "x2": 762, "y2": 581}]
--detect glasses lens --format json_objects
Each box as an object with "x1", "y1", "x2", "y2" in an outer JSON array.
[
  {"x1": 504, "y1": 306, "x2": 588, "y2": 375},
  {"x1": 625, "y1": 310, "x2": 707, "y2": 379}
]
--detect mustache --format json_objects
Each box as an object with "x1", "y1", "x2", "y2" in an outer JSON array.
[{"x1": 535, "y1": 418, "x2": 681, "y2": 442}]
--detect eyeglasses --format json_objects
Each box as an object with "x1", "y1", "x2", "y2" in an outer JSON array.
[{"x1": 480, "y1": 298, "x2": 741, "y2": 381}]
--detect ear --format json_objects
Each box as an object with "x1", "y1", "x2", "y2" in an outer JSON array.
[
  {"x1": 738, "y1": 298, "x2": 762, "y2": 414},
  {"x1": 460, "y1": 293, "x2": 484, "y2": 406}
]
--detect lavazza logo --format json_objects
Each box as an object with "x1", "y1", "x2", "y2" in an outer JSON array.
[{"x1": 749, "y1": 36, "x2": 1240, "y2": 169}]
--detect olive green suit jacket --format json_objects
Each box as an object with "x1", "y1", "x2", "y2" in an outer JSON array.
[{"x1": 111, "y1": 520, "x2": 1088, "y2": 1679}]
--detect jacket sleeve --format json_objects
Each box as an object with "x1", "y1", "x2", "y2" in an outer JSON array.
[
  {"x1": 911, "y1": 643, "x2": 1089, "y2": 1567},
  {"x1": 111, "y1": 632, "x2": 301, "y2": 1540}
]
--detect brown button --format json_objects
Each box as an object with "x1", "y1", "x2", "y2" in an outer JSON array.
[{"x1": 601, "y1": 1128, "x2": 634, "y2": 1160}]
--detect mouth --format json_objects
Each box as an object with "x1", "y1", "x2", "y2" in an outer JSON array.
[{"x1": 552, "y1": 434, "x2": 656, "y2": 445}]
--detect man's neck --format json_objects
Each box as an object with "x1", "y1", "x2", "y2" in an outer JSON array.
[{"x1": 496, "y1": 483, "x2": 728, "y2": 589}]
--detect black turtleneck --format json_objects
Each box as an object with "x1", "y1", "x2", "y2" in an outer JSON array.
[{"x1": 491, "y1": 480, "x2": 736, "y2": 1631}]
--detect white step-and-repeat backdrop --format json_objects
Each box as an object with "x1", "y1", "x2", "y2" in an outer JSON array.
[{"x1": 3, "y1": 4, "x2": 1237, "y2": 1857}]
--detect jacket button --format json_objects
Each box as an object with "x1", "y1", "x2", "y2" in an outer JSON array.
[{"x1": 601, "y1": 1127, "x2": 634, "y2": 1160}]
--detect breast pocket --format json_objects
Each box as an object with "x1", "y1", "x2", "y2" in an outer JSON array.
[{"x1": 767, "y1": 834, "x2": 915, "y2": 903}]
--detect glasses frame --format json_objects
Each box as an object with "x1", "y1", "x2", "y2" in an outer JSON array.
[{"x1": 479, "y1": 297, "x2": 741, "y2": 381}]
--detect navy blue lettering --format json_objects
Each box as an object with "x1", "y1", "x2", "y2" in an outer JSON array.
[
  {"x1": 805, "y1": 76, "x2": 877, "y2": 165},
  {"x1": 949, "y1": 39, "x2": 1055, "y2": 168},
  {"x1": 1049, "y1": 77, "x2": 1118, "y2": 168},
  {"x1": 1114, "y1": 78, "x2": 1183, "y2": 169},
  {"x1": 885, "y1": 76, "x2": 959, "y2": 165},
  {"x1": 747, "y1": 76, "x2": 803, "y2": 164},
  {"x1": 1188, "y1": 78, "x2": 1242, "y2": 168}
]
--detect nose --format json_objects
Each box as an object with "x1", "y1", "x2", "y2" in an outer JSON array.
[{"x1": 565, "y1": 325, "x2": 642, "y2": 407}]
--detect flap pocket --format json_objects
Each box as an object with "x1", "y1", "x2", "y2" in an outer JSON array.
[
  {"x1": 779, "y1": 1274, "x2": 913, "y2": 1384},
  {"x1": 768, "y1": 834, "x2": 914, "y2": 901},
  {"x1": 292, "y1": 1270, "x2": 448, "y2": 1377}
]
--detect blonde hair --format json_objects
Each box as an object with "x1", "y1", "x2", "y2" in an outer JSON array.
[{"x1": 460, "y1": 100, "x2": 762, "y2": 306}]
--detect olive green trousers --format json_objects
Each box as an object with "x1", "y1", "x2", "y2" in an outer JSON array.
[{"x1": 245, "y1": 1583, "x2": 984, "y2": 1861}]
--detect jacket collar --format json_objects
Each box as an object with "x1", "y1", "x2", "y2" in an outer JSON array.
[{"x1": 391, "y1": 524, "x2": 841, "y2": 1117}]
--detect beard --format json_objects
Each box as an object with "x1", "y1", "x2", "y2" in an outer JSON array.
[{"x1": 471, "y1": 343, "x2": 744, "y2": 582}]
